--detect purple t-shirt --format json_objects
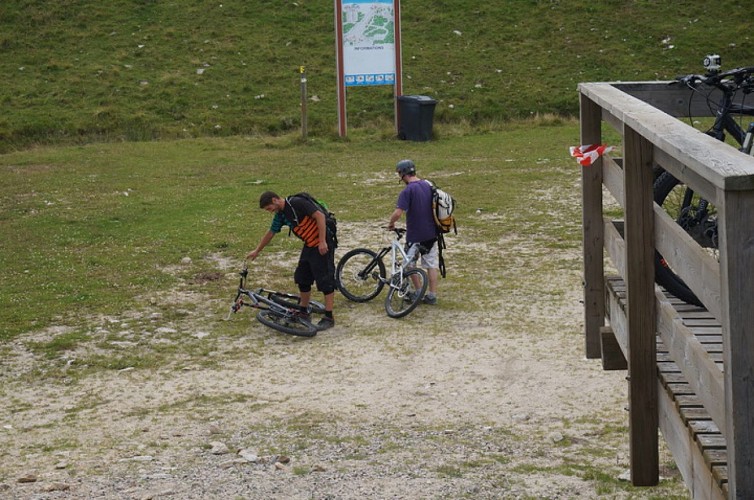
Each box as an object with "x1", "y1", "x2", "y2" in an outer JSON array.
[{"x1": 396, "y1": 180, "x2": 436, "y2": 243}]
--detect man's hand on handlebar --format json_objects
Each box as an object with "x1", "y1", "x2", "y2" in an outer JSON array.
[{"x1": 383, "y1": 225, "x2": 406, "y2": 236}]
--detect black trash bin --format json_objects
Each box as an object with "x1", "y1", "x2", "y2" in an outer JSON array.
[{"x1": 397, "y1": 95, "x2": 437, "y2": 141}]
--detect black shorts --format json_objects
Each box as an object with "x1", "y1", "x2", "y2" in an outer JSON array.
[{"x1": 294, "y1": 243, "x2": 336, "y2": 295}]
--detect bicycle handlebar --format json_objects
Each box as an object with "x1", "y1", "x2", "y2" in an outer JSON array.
[
  {"x1": 675, "y1": 65, "x2": 754, "y2": 93},
  {"x1": 382, "y1": 226, "x2": 406, "y2": 236}
]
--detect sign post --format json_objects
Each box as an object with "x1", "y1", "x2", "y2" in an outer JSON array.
[{"x1": 334, "y1": 0, "x2": 402, "y2": 137}]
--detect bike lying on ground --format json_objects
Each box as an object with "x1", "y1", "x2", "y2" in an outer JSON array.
[
  {"x1": 336, "y1": 227, "x2": 429, "y2": 318},
  {"x1": 226, "y1": 262, "x2": 325, "y2": 337},
  {"x1": 654, "y1": 58, "x2": 754, "y2": 306}
]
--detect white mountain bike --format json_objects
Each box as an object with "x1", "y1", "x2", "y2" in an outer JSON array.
[{"x1": 336, "y1": 227, "x2": 429, "y2": 318}]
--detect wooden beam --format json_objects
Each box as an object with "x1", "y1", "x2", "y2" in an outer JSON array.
[
  {"x1": 579, "y1": 83, "x2": 754, "y2": 191},
  {"x1": 604, "y1": 218, "x2": 626, "y2": 278},
  {"x1": 658, "y1": 381, "x2": 726, "y2": 500},
  {"x1": 717, "y1": 188, "x2": 754, "y2": 499},
  {"x1": 653, "y1": 203, "x2": 722, "y2": 322},
  {"x1": 580, "y1": 93, "x2": 604, "y2": 359},
  {"x1": 603, "y1": 155, "x2": 625, "y2": 207},
  {"x1": 600, "y1": 326, "x2": 628, "y2": 370},
  {"x1": 654, "y1": 147, "x2": 718, "y2": 205},
  {"x1": 606, "y1": 279, "x2": 628, "y2": 358},
  {"x1": 623, "y1": 125, "x2": 659, "y2": 485},
  {"x1": 654, "y1": 289, "x2": 726, "y2": 436},
  {"x1": 613, "y1": 81, "x2": 740, "y2": 119}
]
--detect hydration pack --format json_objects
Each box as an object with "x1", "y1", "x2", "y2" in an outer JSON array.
[
  {"x1": 287, "y1": 192, "x2": 338, "y2": 248},
  {"x1": 425, "y1": 180, "x2": 457, "y2": 235}
]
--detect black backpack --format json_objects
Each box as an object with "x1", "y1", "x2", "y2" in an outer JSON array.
[{"x1": 287, "y1": 192, "x2": 338, "y2": 248}]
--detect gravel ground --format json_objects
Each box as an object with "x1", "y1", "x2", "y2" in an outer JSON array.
[{"x1": 0, "y1": 223, "x2": 688, "y2": 499}]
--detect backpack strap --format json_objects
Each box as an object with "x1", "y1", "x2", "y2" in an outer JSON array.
[
  {"x1": 285, "y1": 194, "x2": 338, "y2": 248},
  {"x1": 285, "y1": 195, "x2": 305, "y2": 225},
  {"x1": 437, "y1": 233, "x2": 446, "y2": 278},
  {"x1": 284, "y1": 195, "x2": 314, "y2": 239}
]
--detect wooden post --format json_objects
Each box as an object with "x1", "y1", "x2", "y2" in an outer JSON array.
[
  {"x1": 300, "y1": 66, "x2": 308, "y2": 141},
  {"x1": 393, "y1": 0, "x2": 403, "y2": 136},
  {"x1": 600, "y1": 326, "x2": 628, "y2": 370},
  {"x1": 580, "y1": 93, "x2": 604, "y2": 359},
  {"x1": 623, "y1": 125, "x2": 658, "y2": 486},
  {"x1": 717, "y1": 188, "x2": 754, "y2": 499},
  {"x1": 334, "y1": 0, "x2": 347, "y2": 138}
]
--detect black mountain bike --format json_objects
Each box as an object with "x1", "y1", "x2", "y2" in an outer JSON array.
[
  {"x1": 336, "y1": 227, "x2": 428, "y2": 318},
  {"x1": 226, "y1": 262, "x2": 325, "y2": 337},
  {"x1": 654, "y1": 59, "x2": 754, "y2": 306}
]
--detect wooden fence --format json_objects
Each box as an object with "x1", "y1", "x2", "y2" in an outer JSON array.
[{"x1": 579, "y1": 80, "x2": 754, "y2": 499}]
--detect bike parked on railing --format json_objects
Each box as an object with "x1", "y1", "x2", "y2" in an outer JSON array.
[
  {"x1": 654, "y1": 56, "x2": 754, "y2": 306},
  {"x1": 336, "y1": 227, "x2": 428, "y2": 318}
]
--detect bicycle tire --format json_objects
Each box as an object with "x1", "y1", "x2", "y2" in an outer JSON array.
[
  {"x1": 385, "y1": 268, "x2": 428, "y2": 318},
  {"x1": 336, "y1": 248, "x2": 386, "y2": 302},
  {"x1": 268, "y1": 292, "x2": 326, "y2": 315},
  {"x1": 256, "y1": 310, "x2": 318, "y2": 337},
  {"x1": 653, "y1": 171, "x2": 707, "y2": 307}
]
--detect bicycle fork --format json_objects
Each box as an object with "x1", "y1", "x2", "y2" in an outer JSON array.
[
  {"x1": 226, "y1": 297, "x2": 247, "y2": 321},
  {"x1": 741, "y1": 122, "x2": 754, "y2": 155}
]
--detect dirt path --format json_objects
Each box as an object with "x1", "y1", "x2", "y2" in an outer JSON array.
[{"x1": 0, "y1": 224, "x2": 687, "y2": 499}]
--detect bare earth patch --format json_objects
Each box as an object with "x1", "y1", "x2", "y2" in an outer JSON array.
[{"x1": 0, "y1": 223, "x2": 686, "y2": 499}]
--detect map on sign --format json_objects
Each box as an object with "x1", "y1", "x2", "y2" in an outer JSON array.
[{"x1": 342, "y1": 0, "x2": 396, "y2": 87}]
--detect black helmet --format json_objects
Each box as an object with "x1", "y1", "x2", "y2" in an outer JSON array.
[{"x1": 395, "y1": 159, "x2": 416, "y2": 176}]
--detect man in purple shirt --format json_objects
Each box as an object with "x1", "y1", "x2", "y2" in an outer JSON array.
[{"x1": 387, "y1": 159, "x2": 439, "y2": 304}]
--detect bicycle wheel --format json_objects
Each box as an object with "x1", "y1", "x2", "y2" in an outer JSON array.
[
  {"x1": 268, "y1": 292, "x2": 326, "y2": 315},
  {"x1": 385, "y1": 268, "x2": 428, "y2": 318},
  {"x1": 336, "y1": 248, "x2": 385, "y2": 302},
  {"x1": 256, "y1": 310, "x2": 318, "y2": 337},
  {"x1": 653, "y1": 171, "x2": 717, "y2": 307}
]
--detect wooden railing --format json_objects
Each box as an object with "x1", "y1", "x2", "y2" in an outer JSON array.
[{"x1": 579, "y1": 81, "x2": 754, "y2": 499}]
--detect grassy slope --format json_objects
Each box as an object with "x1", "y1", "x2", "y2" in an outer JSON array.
[{"x1": 1, "y1": 0, "x2": 753, "y2": 150}]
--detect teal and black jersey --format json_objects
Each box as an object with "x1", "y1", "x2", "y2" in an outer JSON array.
[{"x1": 269, "y1": 211, "x2": 293, "y2": 234}]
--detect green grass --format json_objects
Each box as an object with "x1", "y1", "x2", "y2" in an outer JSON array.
[
  {"x1": 0, "y1": 120, "x2": 585, "y2": 342},
  {"x1": 1, "y1": 0, "x2": 753, "y2": 151},
  {"x1": 28, "y1": 329, "x2": 91, "y2": 358}
]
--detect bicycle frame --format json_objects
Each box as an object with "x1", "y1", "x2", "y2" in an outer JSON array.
[
  {"x1": 380, "y1": 230, "x2": 421, "y2": 283},
  {"x1": 708, "y1": 94, "x2": 754, "y2": 148},
  {"x1": 227, "y1": 266, "x2": 309, "y2": 320},
  {"x1": 351, "y1": 229, "x2": 420, "y2": 283},
  {"x1": 389, "y1": 239, "x2": 419, "y2": 280}
]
